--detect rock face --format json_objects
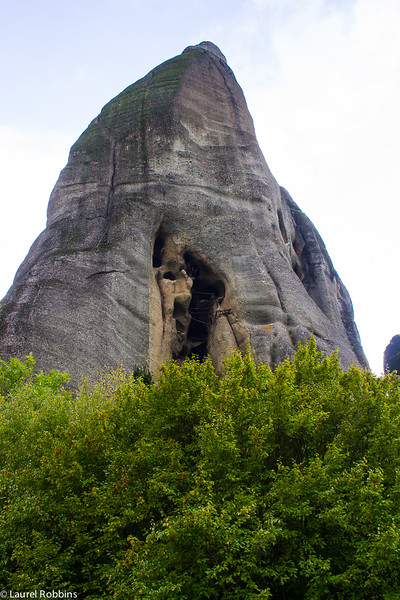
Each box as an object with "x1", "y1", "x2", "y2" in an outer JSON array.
[
  {"x1": 0, "y1": 42, "x2": 368, "y2": 382},
  {"x1": 384, "y1": 336, "x2": 400, "y2": 373}
]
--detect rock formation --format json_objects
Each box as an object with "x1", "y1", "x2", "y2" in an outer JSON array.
[
  {"x1": 0, "y1": 42, "x2": 368, "y2": 382},
  {"x1": 384, "y1": 335, "x2": 400, "y2": 373}
]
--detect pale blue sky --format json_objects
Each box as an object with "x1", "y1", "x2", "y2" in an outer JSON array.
[{"x1": 1, "y1": 0, "x2": 399, "y2": 373}]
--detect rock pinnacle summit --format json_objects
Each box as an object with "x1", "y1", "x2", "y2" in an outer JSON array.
[{"x1": 0, "y1": 42, "x2": 368, "y2": 381}]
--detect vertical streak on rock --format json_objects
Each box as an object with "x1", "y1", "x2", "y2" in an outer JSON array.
[
  {"x1": 140, "y1": 88, "x2": 149, "y2": 181},
  {"x1": 106, "y1": 140, "x2": 117, "y2": 218}
]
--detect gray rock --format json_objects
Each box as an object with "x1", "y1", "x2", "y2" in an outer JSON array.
[
  {"x1": 384, "y1": 335, "x2": 400, "y2": 373},
  {"x1": 0, "y1": 42, "x2": 368, "y2": 382}
]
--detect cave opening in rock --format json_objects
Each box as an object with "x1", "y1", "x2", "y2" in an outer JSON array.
[
  {"x1": 185, "y1": 290, "x2": 215, "y2": 361},
  {"x1": 152, "y1": 234, "x2": 165, "y2": 268},
  {"x1": 177, "y1": 252, "x2": 226, "y2": 362},
  {"x1": 163, "y1": 271, "x2": 176, "y2": 280},
  {"x1": 152, "y1": 236, "x2": 228, "y2": 366}
]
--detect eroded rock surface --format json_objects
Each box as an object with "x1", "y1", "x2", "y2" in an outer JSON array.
[
  {"x1": 384, "y1": 335, "x2": 400, "y2": 373},
  {"x1": 0, "y1": 42, "x2": 368, "y2": 381}
]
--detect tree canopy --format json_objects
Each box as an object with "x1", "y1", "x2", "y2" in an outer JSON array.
[{"x1": 0, "y1": 340, "x2": 399, "y2": 599}]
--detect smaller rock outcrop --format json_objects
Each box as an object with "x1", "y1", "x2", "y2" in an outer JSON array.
[{"x1": 384, "y1": 335, "x2": 400, "y2": 373}]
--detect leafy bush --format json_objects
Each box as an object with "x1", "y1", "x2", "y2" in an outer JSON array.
[{"x1": 0, "y1": 340, "x2": 399, "y2": 598}]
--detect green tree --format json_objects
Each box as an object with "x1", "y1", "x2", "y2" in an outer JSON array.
[{"x1": 0, "y1": 341, "x2": 399, "y2": 598}]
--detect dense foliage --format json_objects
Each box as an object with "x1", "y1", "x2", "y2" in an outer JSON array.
[{"x1": 0, "y1": 341, "x2": 400, "y2": 599}]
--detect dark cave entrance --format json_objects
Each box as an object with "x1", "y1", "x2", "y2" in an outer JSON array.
[
  {"x1": 152, "y1": 234, "x2": 165, "y2": 268},
  {"x1": 176, "y1": 252, "x2": 225, "y2": 363}
]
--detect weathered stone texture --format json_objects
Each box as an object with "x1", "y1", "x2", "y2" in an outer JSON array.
[
  {"x1": 384, "y1": 335, "x2": 400, "y2": 373},
  {"x1": 0, "y1": 42, "x2": 368, "y2": 381}
]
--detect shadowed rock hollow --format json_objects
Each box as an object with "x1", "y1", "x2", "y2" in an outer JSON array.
[{"x1": 0, "y1": 42, "x2": 368, "y2": 381}]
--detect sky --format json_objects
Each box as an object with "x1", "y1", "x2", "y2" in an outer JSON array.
[{"x1": 1, "y1": 0, "x2": 399, "y2": 374}]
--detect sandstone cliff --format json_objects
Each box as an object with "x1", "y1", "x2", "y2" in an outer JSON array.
[{"x1": 0, "y1": 42, "x2": 368, "y2": 381}]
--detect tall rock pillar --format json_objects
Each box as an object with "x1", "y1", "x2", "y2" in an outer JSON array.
[{"x1": 0, "y1": 42, "x2": 368, "y2": 381}]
